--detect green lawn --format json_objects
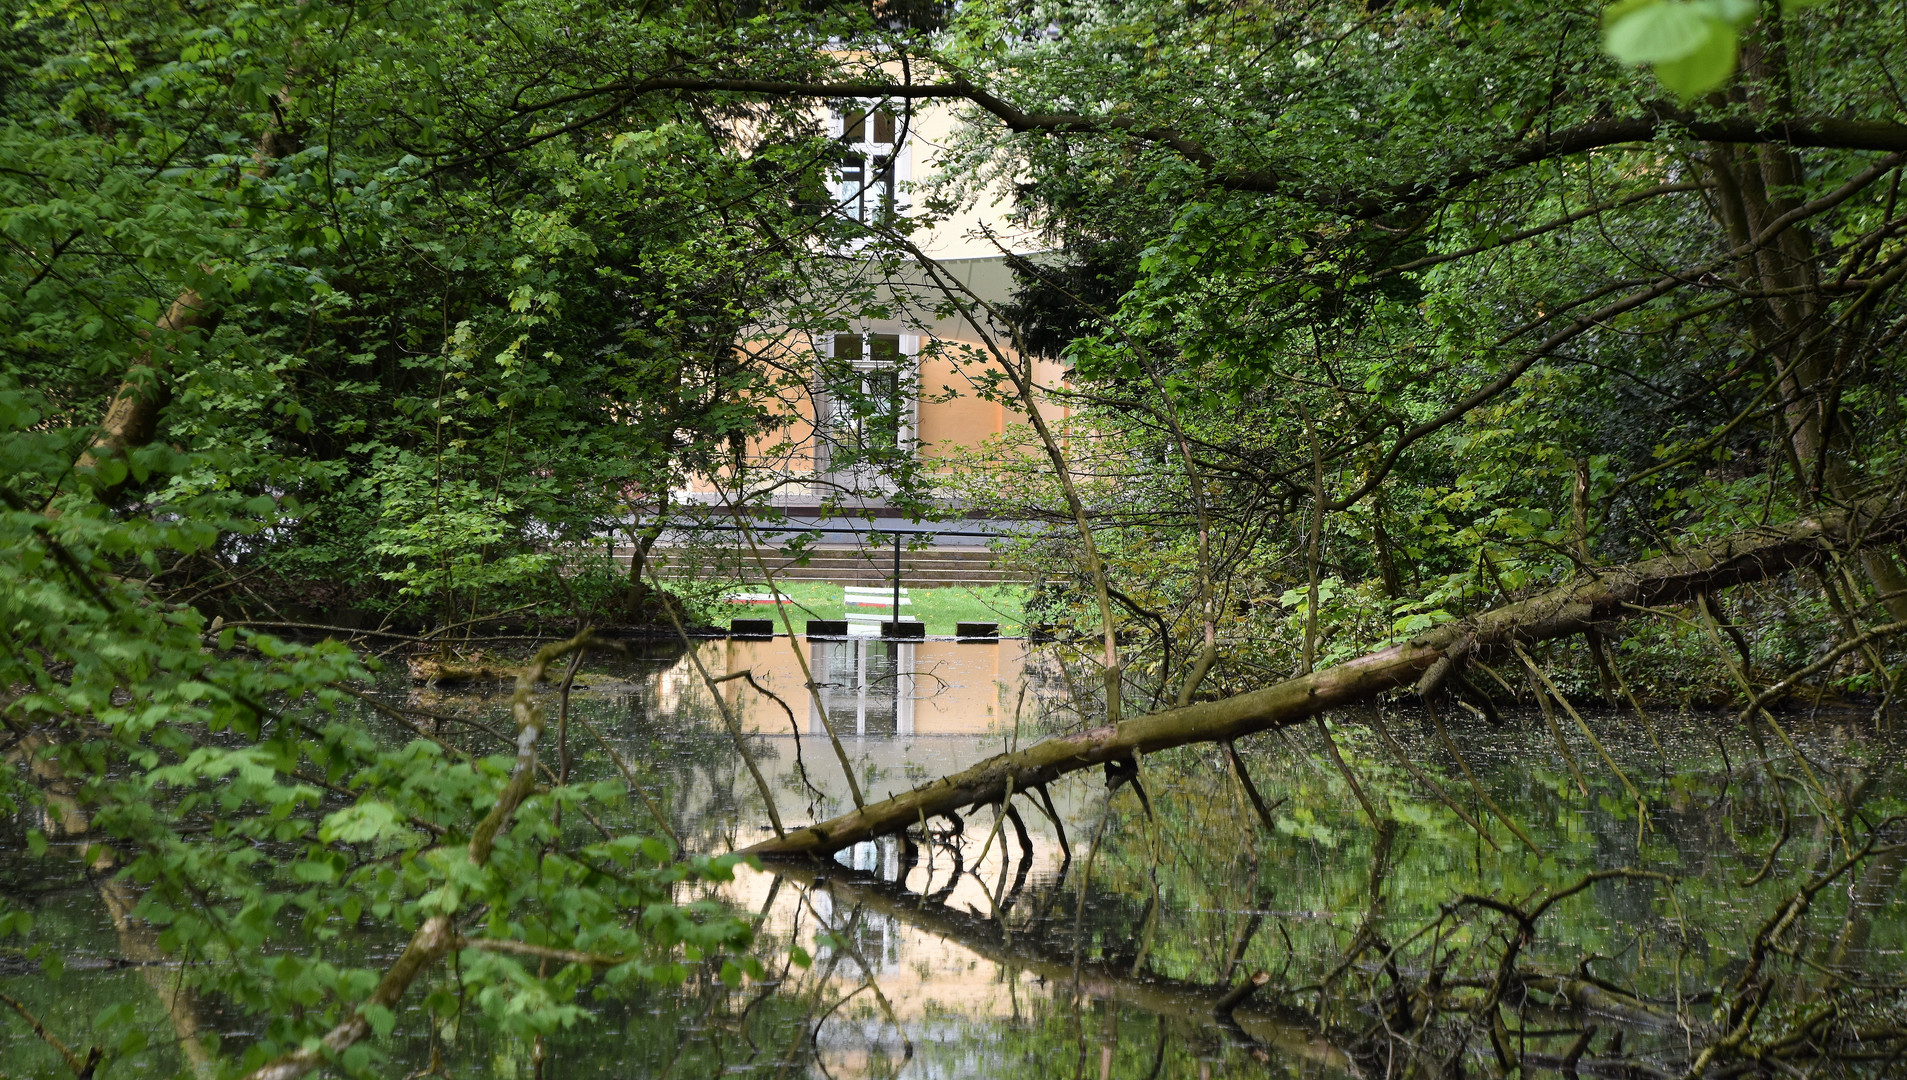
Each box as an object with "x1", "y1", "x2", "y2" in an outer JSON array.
[{"x1": 709, "y1": 582, "x2": 1027, "y2": 636}]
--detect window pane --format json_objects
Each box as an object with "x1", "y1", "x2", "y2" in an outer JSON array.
[
  {"x1": 841, "y1": 109, "x2": 865, "y2": 141},
  {"x1": 868, "y1": 334, "x2": 901, "y2": 364},
  {"x1": 870, "y1": 155, "x2": 894, "y2": 217},
  {"x1": 868, "y1": 368, "x2": 901, "y2": 450},
  {"x1": 833, "y1": 334, "x2": 863, "y2": 362},
  {"x1": 873, "y1": 109, "x2": 895, "y2": 143}
]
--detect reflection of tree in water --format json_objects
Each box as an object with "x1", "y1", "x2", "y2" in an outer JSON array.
[
  {"x1": 420, "y1": 881, "x2": 833, "y2": 1080},
  {"x1": 377, "y1": 655, "x2": 1907, "y2": 1080},
  {"x1": 1015, "y1": 643, "x2": 1151, "y2": 734},
  {"x1": 734, "y1": 719, "x2": 1907, "y2": 1080},
  {"x1": 316, "y1": 683, "x2": 1907, "y2": 1080},
  {"x1": 533, "y1": 653, "x2": 790, "y2": 853}
]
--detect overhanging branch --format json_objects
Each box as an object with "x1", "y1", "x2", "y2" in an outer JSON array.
[{"x1": 445, "y1": 73, "x2": 1907, "y2": 210}]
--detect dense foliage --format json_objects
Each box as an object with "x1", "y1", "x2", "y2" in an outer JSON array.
[
  {"x1": 933, "y1": 0, "x2": 1907, "y2": 712},
  {"x1": 8, "y1": 0, "x2": 1907, "y2": 1073},
  {"x1": 0, "y1": 0, "x2": 924, "y2": 1073}
]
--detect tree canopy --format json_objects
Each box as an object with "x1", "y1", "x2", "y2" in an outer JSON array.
[
  {"x1": 8, "y1": 0, "x2": 1907, "y2": 1072},
  {"x1": 921, "y1": 0, "x2": 1907, "y2": 711}
]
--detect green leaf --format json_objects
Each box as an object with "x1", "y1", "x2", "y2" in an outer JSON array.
[
  {"x1": 1652, "y1": 21, "x2": 1739, "y2": 96},
  {"x1": 1700, "y1": 0, "x2": 1758, "y2": 20},
  {"x1": 90, "y1": 456, "x2": 128, "y2": 490},
  {"x1": 1603, "y1": 1, "x2": 1713, "y2": 64},
  {"x1": 25, "y1": 829, "x2": 46, "y2": 857},
  {"x1": 363, "y1": 1003, "x2": 397, "y2": 1038},
  {"x1": 0, "y1": 393, "x2": 41, "y2": 431},
  {"x1": 93, "y1": 1001, "x2": 136, "y2": 1032},
  {"x1": 319, "y1": 801, "x2": 400, "y2": 844},
  {"x1": 1603, "y1": 0, "x2": 1749, "y2": 95},
  {"x1": 290, "y1": 859, "x2": 337, "y2": 883}
]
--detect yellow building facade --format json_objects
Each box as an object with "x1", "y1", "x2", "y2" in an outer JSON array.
[{"x1": 677, "y1": 96, "x2": 1068, "y2": 517}]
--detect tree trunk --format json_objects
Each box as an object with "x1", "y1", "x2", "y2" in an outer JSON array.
[
  {"x1": 75, "y1": 118, "x2": 300, "y2": 502},
  {"x1": 75, "y1": 290, "x2": 208, "y2": 494},
  {"x1": 1702, "y1": 57, "x2": 1907, "y2": 622},
  {"x1": 742, "y1": 500, "x2": 1907, "y2": 858}
]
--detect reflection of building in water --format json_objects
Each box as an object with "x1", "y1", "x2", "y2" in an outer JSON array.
[
  {"x1": 809, "y1": 639, "x2": 914, "y2": 735},
  {"x1": 711, "y1": 637, "x2": 1026, "y2": 736}
]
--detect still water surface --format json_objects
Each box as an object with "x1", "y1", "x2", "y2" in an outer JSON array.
[{"x1": 7, "y1": 635, "x2": 1903, "y2": 1078}]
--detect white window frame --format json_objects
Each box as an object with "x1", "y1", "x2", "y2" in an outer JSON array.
[
  {"x1": 829, "y1": 103, "x2": 912, "y2": 224},
  {"x1": 818, "y1": 331, "x2": 919, "y2": 455}
]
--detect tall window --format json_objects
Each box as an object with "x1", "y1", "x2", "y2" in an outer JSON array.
[
  {"x1": 835, "y1": 106, "x2": 901, "y2": 223},
  {"x1": 814, "y1": 331, "x2": 917, "y2": 487},
  {"x1": 828, "y1": 333, "x2": 906, "y2": 453}
]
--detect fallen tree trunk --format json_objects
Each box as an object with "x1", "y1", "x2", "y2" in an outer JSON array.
[{"x1": 744, "y1": 501, "x2": 1907, "y2": 858}]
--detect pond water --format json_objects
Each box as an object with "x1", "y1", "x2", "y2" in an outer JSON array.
[{"x1": 6, "y1": 634, "x2": 1905, "y2": 1079}]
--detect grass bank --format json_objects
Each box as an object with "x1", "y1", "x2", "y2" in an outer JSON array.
[{"x1": 708, "y1": 582, "x2": 1027, "y2": 636}]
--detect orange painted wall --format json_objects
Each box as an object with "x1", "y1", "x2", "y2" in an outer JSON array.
[
  {"x1": 678, "y1": 331, "x2": 1067, "y2": 487},
  {"x1": 914, "y1": 350, "x2": 1004, "y2": 459}
]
